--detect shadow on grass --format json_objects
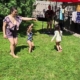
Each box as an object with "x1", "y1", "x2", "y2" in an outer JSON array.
[
  {"x1": 51, "y1": 45, "x2": 57, "y2": 51},
  {"x1": 36, "y1": 28, "x2": 55, "y2": 35},
  {"x1": 63, "y1": 30, "x2": 73, "y2": 36},
  {"x1": 36, "y1": 28, "x2": 73, "y2": 36},
  {"x1": 15, "y1": 45, "x2": 28, "y2": 54},
  {"x1": 15, "y1": 45, "x2": 40, "y2": 54}
]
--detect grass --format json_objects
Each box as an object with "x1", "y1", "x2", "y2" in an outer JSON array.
[{"x1": 0, "y1": 21, "x2": 80, "y2": 80}]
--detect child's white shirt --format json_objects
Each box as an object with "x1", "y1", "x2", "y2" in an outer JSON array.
[{"x1": 51, "y1": 30, "x2": 62, "y2": 42}]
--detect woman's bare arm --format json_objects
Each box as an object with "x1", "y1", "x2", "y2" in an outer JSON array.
[
  {"x1": 2, "y1": 22, "x2": 7, "y2": 38},
  {"x1": 21, "y1": 17, "x2": 37, "y2": 21}
]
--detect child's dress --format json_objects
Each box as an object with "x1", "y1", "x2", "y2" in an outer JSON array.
[
  {"x1": 27, "y1": 32, "x2": 33, "y2": 41},
  {"x1": 51, "y1": 30, "x2": 62, "y2": 42}
]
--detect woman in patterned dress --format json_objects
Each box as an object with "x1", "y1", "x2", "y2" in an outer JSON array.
[{"x1": 2, "y1": 6, "x2": 37, "y2": 58}]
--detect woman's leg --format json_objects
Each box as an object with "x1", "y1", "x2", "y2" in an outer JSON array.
[
  {"x1": 27, "y1": 40, "x2": 32, "y2": 53},
  {"x1": 57, "y1": 42, "x2": 62, "y2": 52},
  {"x1": 8, "y1": 37, "x2": 18, "y2": 58},
  {"x1": 13, "y1": 37, "x2": 18, "y2": 51}
]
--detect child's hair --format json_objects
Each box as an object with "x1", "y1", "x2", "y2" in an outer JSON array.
[
  {"x1": 27, "y1": 24, "x2": 33, "y2": 34},
  {"x1": 55, "y1": 24, "x2": 60, "y2": 33}
]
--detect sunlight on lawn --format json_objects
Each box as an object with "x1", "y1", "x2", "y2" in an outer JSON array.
[{"x1": 0, "y1": 21, "x2": 80, "y2": 80}]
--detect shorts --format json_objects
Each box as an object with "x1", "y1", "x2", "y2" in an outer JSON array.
[{"x1": 6, "y1": 28, "x2": 18, "y2": 38}]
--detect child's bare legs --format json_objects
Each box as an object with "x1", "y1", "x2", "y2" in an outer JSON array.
[
  {"x1": 58, "y1": 42, "x2": 62, "y2": 51},
  {"x1": 27, "y1": 40, "x2": 32, "y2": 53},
  {"x1": 31, "y1": 42, "x2": 34, "y2": 50},
  {"x1": 27, "y1": 40, "x2": 34, "y2": 53},
  {"x1": 59, "y1": 45, "x2": 62, "y2": 51},
  {"x1": 56, "y1": 42, "x2": 62, "y2": 52},
  {"x1": 56, "y1": 42, "x2": 60, "y2": 51}
]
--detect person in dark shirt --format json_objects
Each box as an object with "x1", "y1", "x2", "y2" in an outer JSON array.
[{"x1": 45, "y1": 5, "x2": 55, "y2": 33}]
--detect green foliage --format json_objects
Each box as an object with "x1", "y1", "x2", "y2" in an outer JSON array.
[{"x1": 0, "y1": 0, "x2": 35, "y2": 17}]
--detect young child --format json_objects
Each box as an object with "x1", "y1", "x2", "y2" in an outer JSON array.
[
  {"x1": 27, "y1": 23, "x2": 34, "y2": 53},
  {"x1": 51, "y1": 24, "x2": 62, "y2": 52}
]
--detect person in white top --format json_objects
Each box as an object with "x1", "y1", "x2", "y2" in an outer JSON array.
[
  {"x1": 71, "y1": 11, "x2": 77, "y2": 32},
  {"x1": 51, "y1": 24, "x2": 62, "y2": 52},
  {"x1": 72, "y1": 11, "x2": 77, "y2": 23}
]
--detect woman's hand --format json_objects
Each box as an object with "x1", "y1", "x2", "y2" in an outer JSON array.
[
  {"x1": 32, "y1": 18, "x2": 37, "y2": 21},
  {"x1": 21, "y1": 17, "x2": 37, "y2": 21},
  {"x1": 3, "y1": 34, "x2": 7, "y2": 39}
]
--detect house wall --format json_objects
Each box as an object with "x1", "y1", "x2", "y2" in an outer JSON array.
[{"x1": 32, "y1": 1, "x2": 62, "y2": 18}]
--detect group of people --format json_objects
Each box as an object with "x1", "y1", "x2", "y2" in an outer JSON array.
[
  {"x1": 2, "y1": 6, "x2": 63, "y2": 58},
  {"x1": 45, "y1": 4, "x2": 65, "y2": 33}
]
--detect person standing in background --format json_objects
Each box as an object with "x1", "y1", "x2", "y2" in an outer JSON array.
[
  {"x1": 59, "y1": 4, "x2": 65, "y2": 31},
  {"x1": 45, "y1": 5, "x2": 55, "y2": 33},
  {"x1": 71, "y1": 11, "x2": 77, "y2": 32},
  {"x1": 76, "y1": 4, "x2": 80, "y2": 34}
]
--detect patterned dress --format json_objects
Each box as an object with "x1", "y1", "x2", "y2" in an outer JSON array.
[{"x1": 3, "y1": 16, "x2": 22, "y2": 38}]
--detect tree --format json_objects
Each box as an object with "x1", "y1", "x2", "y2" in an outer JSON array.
[{"x1": 0, "y1": 0, "x2": 35, "y2": 17}]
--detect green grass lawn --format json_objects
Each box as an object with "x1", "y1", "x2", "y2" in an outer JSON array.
[{"x1": 0, "y1": 21, "x2": 80, "y2": 80}]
